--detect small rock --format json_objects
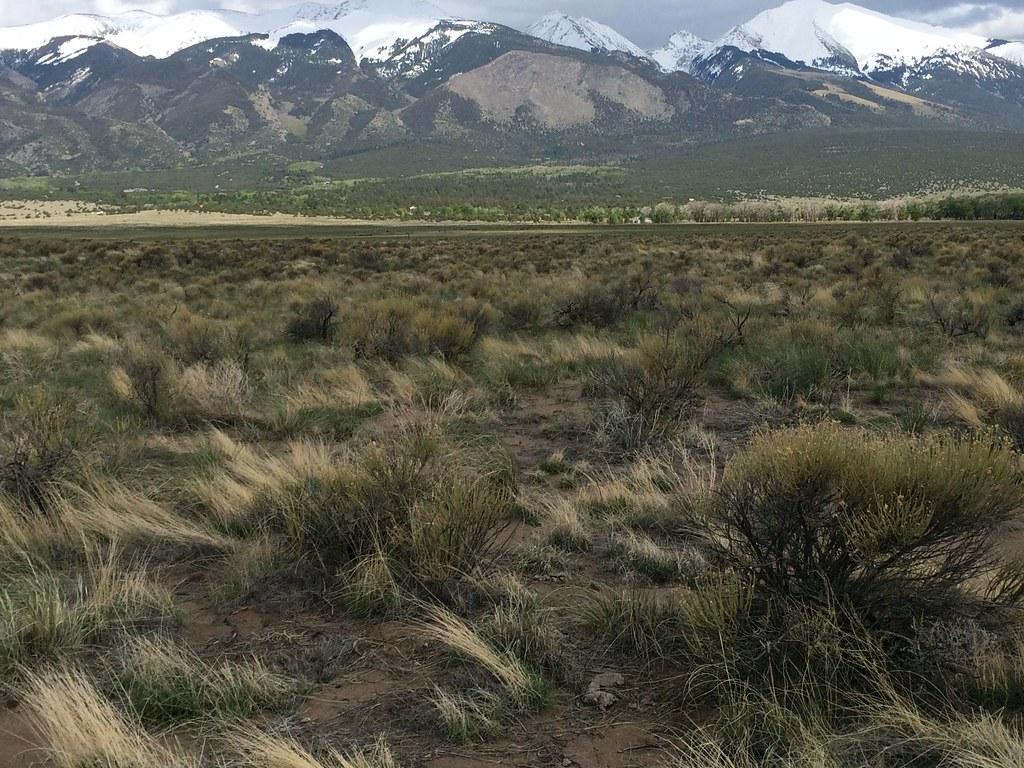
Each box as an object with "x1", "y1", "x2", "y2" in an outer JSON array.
[
  {"x1": 588, "y1": 672, "x2": 624, "y2": 690},
  {"x1": 583, "y1": 689, "x2": 618, "y2": 709},
  {"x1": 584, "y1": 671, "x2": 625, "y2": 710}
]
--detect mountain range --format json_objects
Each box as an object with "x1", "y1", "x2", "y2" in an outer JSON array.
[{"x1": 1, "y1": 0, "x2": 1022, "y2": 175}]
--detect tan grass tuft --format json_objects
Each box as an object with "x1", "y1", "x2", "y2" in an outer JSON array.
[
  {"x1": 21, "y1": 667, "x2": 191, "y2": 768},
  {"x1": 230, "y1": 728, "x2": 398, "y2": 768}
]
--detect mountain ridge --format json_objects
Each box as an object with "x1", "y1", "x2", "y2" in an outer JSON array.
[{"x1": 1, "y1": 0, "x2": 1022, "y2": 176}]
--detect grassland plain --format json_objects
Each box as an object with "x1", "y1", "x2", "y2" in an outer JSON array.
[
  {"x1": 3, "y1": 129, "x2": 1024, "y2": 223},
  {"x1": 5, "y1": 224, "x2": 1024, "y2": 767}
]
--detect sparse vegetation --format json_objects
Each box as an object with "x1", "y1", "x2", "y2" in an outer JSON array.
[{"x1": 6, "y1": 224, "x2": 1024, "y2": 768}]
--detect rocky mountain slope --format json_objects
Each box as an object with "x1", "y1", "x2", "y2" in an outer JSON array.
[{"x1": 0, "y1": 0, "x2": 1021, "y2": 175}]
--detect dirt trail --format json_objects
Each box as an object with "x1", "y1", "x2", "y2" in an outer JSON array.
[{"x1": 0, "y1": 707, "x2": 38, "y2": 768}]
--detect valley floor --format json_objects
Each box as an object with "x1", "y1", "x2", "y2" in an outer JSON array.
[{"x1": 3, "y1": 225, "x2": 1024, "y2": 768}]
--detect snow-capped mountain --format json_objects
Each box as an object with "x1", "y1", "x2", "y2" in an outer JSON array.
[
  {"x1": 0, "y1": 0, "x2": 455, "y2": 61},
  {"x1": 713, "y1": 0, "x2": 989, "y2": 75},
  {"x1": 251, "y1": 0, "x2": 455, "y2": 62},
  {"x1": 5, "y1": 0, "x2": 1022, "y2": 77},
  {"x1": 525, "y1": 12, "x2": 648, "y2": 59},
  {"x1": 374, "y1": 19, "x2": 502, "y2": 84},
  {"x1": 3, "y1": 0, "x2": 1024, "y2": 179},
  {"x1": 989, "y1": 41, "x2": 1024, "y2": 66},
  {"x1": 651, "y1": 31, "x2": 713, "y2": 73}
]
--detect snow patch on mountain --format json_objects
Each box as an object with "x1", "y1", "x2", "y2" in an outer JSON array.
[
  {"x1": 717, "y1": 0, "x2": 989, "y2": 74},
  {"x1": 35, "y1": 37, "x2": 101, "y2": 66},
  {"x1": 255, "y1": 0, "x2": 454, "y2": 61},
  {"x1": 112, "y1": 11, "x2": 250, "y2": 59},
  {"x1": 0, "y1": 1, "x2": 455, "y2": 61},
  {"x1": 989, "y1": 41, "x2": 1024, "y2": 66},
  {"x1": 377, "y1": 20, "x2": 500, "y2": 81},
  {"x1": 525, "y1": 12, "x2": 647, "y2": 58},
  {"x1": 651, "y1": 30, "x2": 713, "y2": 73}
]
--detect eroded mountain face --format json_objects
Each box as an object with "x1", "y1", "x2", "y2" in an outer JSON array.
[{"x1": 0, "y1": 0, "x2": 1022, "y2": 174}]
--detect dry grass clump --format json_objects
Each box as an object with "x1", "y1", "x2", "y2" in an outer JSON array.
[
  {"x1": 476, "y1": 333, "x2": 628, "y2": 398},
  {"x1": 345, "y1": 299, "x2": 478, "y2": 361},
  {"x1": 732, "y1": 319, "x2": 842, "y2": 403},
  {"x1": 0, "y1": 327, "x2": 56, "y2": 354},
  {"x1": 193, "y1": 429, "x2": 336, "y2": 532},
  {"x1": 270, "y1": 366, "x2": 382, "y2": 439},
  {"x1": 582, "y1": 589, "x2": 688, "y2": 662},
  {"x1": 384, "y1": 357, "x2": 481, "y2": 414},
  {"x1": 110, "y1": 337, "x2": 252, "y2": 425},
  {"x1": 430, "y1": 686, "x2": 503, "y2": 743},
  {"x1": 608, "y1": 530, "x2": 702, "y2": 584},
  {"x1": 0, "y1": 549, "x2": 176, "y2": 676},
  {"x1": 585, "y1": 577, "x2": 744, "y2": 669},
  {"x1": 476, "y1": 337, "x2": 560, "y2": 394},
  {"x1": 421, "y1": 601, "x2": 549, "y2": 742},
  {"x1": 479, "y1": 575, "x2": 565, "y2": 677},
  {"x1": 230, "y1": 728, "x2": 398, "y2": 768},
  {"x1": 577, "y1": 445, "x2": 713, "y2": 535},
  {"x1": 62, "y1": 478, "x2": 231, "y2": 550},
  {"x1": 0, "y1": 477, "x2": 228, "y2": 570},
  {"x1": 22, "y1": 667, "x2": 194, "y2": 768},
  {"x1": 924, "y1": 363, "x2": 1024, "y2": 447},
  {"x1": 174, "y1": 359, "x2": 252, "y2": 422},
  {"x1": 195, "y1": 427, "x2": 515, "y2": 612},
  {"x1": 0, "y1": 493, "x2": 67, "y2": 566},
  {"x1": 285, "y1": 364, "x2": 378, "y2": 410},
  {"x1": 114, "y1": 635, "x2": 292, "y2": 725},
  {"x1": 542, "y1": 497, "x2": 591, "y2": 552},
  {"x1": 419, "y1": 604, "x2": 547, "y2": 710}
]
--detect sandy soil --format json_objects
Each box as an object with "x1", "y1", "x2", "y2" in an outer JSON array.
[{"x1": 0, "y1": 200, "x2": 383, "y2": 228}]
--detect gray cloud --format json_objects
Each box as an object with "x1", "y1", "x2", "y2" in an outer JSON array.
[{"x1": 4, "y1": 0, "x2": 1024, "y2": 48}]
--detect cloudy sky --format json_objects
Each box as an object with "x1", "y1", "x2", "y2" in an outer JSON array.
[{"x1": 4, "y1": 0, "x2": 1024, "y2": 46}]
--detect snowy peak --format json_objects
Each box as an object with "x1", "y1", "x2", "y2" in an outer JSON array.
[
  {"x1": 525, "y1": 12, "x2": 648, "y2": 59},
  {"x1": 715, "y1": 0, "x2": 989, "y2": 75},
  {"x1": 251, "y1": 0, "x2": 455, "y2": 62},
  {"x1": 0, "y1": 1, "x2": 457, "y2": 61},
  {"x1": 4, "y1": 0, "x2": 1023, "y2": 79},
  {"x1": 375, "y1": 19, "x2": 501, "y2": 82},
  {"x1": 651, "y1": 30, "x2": 713, "y2": 73},
  {"x1": 989, "y1": 41, "x2": 1024, "y2": 66}
]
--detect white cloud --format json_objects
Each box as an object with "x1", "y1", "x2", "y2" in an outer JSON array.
[{"x1": 916, "y1": 4, "x2": 1024, "y2": 38}]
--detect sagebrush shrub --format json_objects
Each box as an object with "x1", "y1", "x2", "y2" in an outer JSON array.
[
  {"x1": 589, "y1": 323, "x2": 737, "y2": 450},
  {"x1": 347, "y1": 300, "x2": 477, "y2": 361},
  {"x1": 286, "y1": 297, "x2": 338, "y2": 343},
  {"x1": 713, "y1": 425, "x2": 1024, "y2": 638},
  {"x1": 207, "y1": 428, "x2": 515, "y2": 611},
  {"x1": 0, "y1": 393, "x2": 76, "y2": 510},
  {"x1": 112, "y1": 339, "x2": 173, "y2": 420}
]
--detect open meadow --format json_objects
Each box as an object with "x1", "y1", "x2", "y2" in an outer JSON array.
[{"x1": 4, "y1": 223, "x2": 1024, "y2": 767}]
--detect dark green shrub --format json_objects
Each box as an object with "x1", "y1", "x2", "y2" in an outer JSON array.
[
  {"x1": 712, "y1": 425, "x2": 1024, "y2": 640},
  {"x1": 286, "y1": 297, "x2": 338, "y2": 344},
  {"x1": 0, "y1": 394, "x2": 76, "y2": 510}
]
